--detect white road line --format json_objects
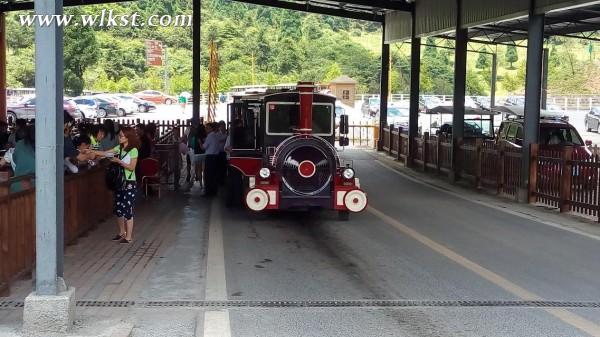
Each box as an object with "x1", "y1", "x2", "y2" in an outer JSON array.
[
  {"x1": 205, "y1": 199, "x2": 228, "y2": 300},
  {"x1": 374, "y1": 158, "x2": 600, "y2": 242},
  {"x1": 200, "y1": 199, "x2": 231, "y2": 337},
  {"x1": 369, "y1": 205, "x2": 600, "y2": 337},
  {"x1": 202, "y1": 311, "x2": 232, "y2": 337}
]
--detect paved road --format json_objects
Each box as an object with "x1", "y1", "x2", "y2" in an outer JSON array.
[
  {"x1": 3, "y1": 149, "x2": 600, "y2": 337},
  {"x1": 215, "y1": 149, "x2": 600, "y2": 337}
]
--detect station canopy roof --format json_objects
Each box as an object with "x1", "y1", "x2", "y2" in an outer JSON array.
[
  {"x1": 0, "y1": 0, "x2": 413, "y2": 22},
  {"x1": 386, "y1": 1, "x2": 600, "y2": 44},
  {"x1": 449, "y1": 3, "x2": 600, "y2": 44}
]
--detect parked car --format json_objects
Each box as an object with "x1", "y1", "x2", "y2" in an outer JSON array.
[
  {"x1": 497, "y1": 118, "x2": 589, "y2": 148},
  {"x1": 435, "y1": 121, "x2": 488, "y2": 138},
  {"x1": 94, "y1": 94, "x2": 127, "y2": 117},
  {"x1": 361, "y1": 97, "x2": 380, "y2": 117},
  {"x1": 419, "y1": 96, "x2": 443, "y2": 112},
  {"x1": 585, "y1": 107, "x2": 600, "y2": 132},
  {"x1": 387, "y1": 105, "x2": 410, "y2": 129},
  {"x1": 503, "y1": 96, "x2": 525, "y2": 106},
  {"x1": 73, "y1": 96, "x2": 99, "y2": 119},
  {"x1": 498, "y1": 118, "x2": 593, "y2": 183},
  {"x1": 134, "y1": 90, "x2": 177, "y2": 105},
  {"x1": 464, "y1": 96, "x2": 478, "y2": 109},
  {"x1": 116, "y1": 94, "x2": 157, "y2": 113},
  {"x1": 93, "y1": 97, "x2": 119, "y2": 118},
  {"x1": 7, "y1": 95, "x2": 82, "y2": 122}
]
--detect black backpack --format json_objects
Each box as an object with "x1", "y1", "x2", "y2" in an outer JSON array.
[{"x1": 105, "y1": 148, "x2": 132, "y2": 191}]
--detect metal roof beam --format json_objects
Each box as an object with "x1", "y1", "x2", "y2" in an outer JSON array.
[
  {"x1": 232, "y1": 0, "x2": 384, "y2": 22},
  {"x1": 0, "y1": 0, "x2": 136, "y2": 12},
  {"x1": 339, "y1": 0, "x2": 412, "y2": 12}
]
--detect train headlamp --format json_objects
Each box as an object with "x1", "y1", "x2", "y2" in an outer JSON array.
[
  {"x1": 259, "y1": 168, "x2": 271, "y2": 179},
  {"x1": 342, "y1": 168, "x2": 355, "y2": 180}
]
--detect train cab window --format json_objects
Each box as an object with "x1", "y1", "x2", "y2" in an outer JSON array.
[
  {"x1": 267, "y1": 103, "x2": 333, "y2": 135},
  {"x1": 312, "y1": 104, "x2": 333, "y2": 135},
  {"x1": 267, "y1": 103, "x2": 300, "y2": 134}
]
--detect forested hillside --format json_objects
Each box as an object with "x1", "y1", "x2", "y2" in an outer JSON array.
[
  {"x1": 4, "y1": 0, "x2": 383, "y2": 95},
  {"x1": 4, "y1": 0, "x2": 600, "y2": 96}
]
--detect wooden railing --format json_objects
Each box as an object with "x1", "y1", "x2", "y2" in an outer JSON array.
[
  {"x1": 0, "y1": 167, "x2": 113, "y2": 296},
  {"x1": 379, "y1": 127, "x2": 524, "y2": 200},
  {"x1": 381, "y1": 126, "x2": 409, "y2": 162},
  {"x1": 531, "y1": 145, "x2": 600, "y2": 221},
  {"x1": 336, "y1": 123, "x2": 377, "y2": 148}
]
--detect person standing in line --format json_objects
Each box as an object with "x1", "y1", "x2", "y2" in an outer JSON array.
[
  {"x1": 88, "y1": 127, "x2": 140, "y2": 244},
  {"x1": 87, "y1": 125, "x2": 106, "y2": 151},
  {"x1": 10, "y1": 124, "x2": 35, "y2": 193},
  {"x1": 100, "y1": 119, "x2": 119, "y2": 151},
  {"x1": 200, "y1": 123, "x2": 221, "y2": 197},
  {"x1": 217, "y1": 121, "x2": 228, "y2": 185}
]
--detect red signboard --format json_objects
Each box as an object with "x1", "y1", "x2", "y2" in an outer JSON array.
[{"x1": 145, "y1": 40, "x2": 163, "y2": 67}]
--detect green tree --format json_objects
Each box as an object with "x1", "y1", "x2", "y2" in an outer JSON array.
[
  {"x1": 323, "y1": 63, "x2": 342, "y2": 82},
  {"x1": 63, "y1": 12, "x2": 99, "y2": 95},
  {"x1": 476, "y1": 53, "x2": 490, "y2": 70},
  {"x1": 505, "y1": 46, "x2": 518, "y2": 70}
]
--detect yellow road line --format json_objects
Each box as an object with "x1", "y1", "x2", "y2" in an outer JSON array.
[{"x1": 369, "y1": 205, "x2": 600, "y2": 337}]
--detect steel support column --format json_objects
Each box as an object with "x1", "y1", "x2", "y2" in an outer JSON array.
[
  {"x1": 0, "y1": 13, "x2": 6, "y2": 123},
  {"x1": 407, "y1": 36, "x2": 421, "y2": 166},
  {"x1": 378, "y1": 22, "x2": 390, "y2": 151},
  {"x1": 34, "y1": 0, "x2": 64, "y2": 296},
  {"x1": 192, "y1": 0, "x2": 201, "y2": 126},
  {"x1": 491, "y1": 53, "x2": 497, "y2": 110},
  {"x1": 451, "y1": 26, "x2": 468, "y2": 180},
  {"x1": 520, "y1": 11, "x2": 545, "y2": 202},
  {"x1": 541, "y1": 48, "x2": 549, "y2": 110}
]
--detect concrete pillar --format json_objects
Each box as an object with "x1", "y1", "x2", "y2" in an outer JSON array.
[
  {"x1": 0, "y1": 13, "x2": 6, "y2": 123},
  {"x1": 451, "y1": 24, "x2": 468, "y2": 180},
  {"x1": 378, "y1": 21, "x2": 390, "y2": 151},
  {"x1": 407, "y1": 36, "x2": 421, "y2": 166},
  {"x1": 24, "y1": 0, "x2": 74, "y2": 334},
  {"x1": 192, "y1": 0, "x2": 201, "y2": 126},
  {"x1": 520, "y1": 11, "x2": 545, "y2": 202},
  {"x1": 541, "y1": 48, "x2": 549, "y2": 110}
]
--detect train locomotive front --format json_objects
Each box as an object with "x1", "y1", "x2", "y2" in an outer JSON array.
[{"x1": 227, "y1": 82, "x2": 367, "y2": 218}]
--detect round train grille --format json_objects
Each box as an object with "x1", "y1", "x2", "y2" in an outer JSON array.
[{"x1": 281, "y1": 146, "x2": 332, "y2": 196}]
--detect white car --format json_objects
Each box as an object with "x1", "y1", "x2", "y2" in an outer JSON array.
[
  {"x1": 72, "y1": 96, "x2": 99, "y2": 118},
  {"x1": 387, "y1": 105, "x2": 410, "y2": 129},
  {"x1": 465, "y1": 96, "x2": 478, "y2": 109},
  {"x1": 94, "y1": 94, "x2": 127, "y2": 117}
]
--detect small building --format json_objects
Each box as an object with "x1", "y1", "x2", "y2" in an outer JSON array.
[{"x1": 328, "y1": 75, "x2": 358, "y2": 106}]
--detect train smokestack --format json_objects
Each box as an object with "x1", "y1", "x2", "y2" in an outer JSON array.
[{"x1": 297, "y1": 81, "x2": 315, "y2": 134}]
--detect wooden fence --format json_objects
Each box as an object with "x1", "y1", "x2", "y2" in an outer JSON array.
[
  {"x1": 380, "y1": 126, "x2": 600, "y2": 221},
  {"x1": 380, "y1": 127, "x2": 524, "y2": 200},
  {"x1": 0, "y1": 167, "x2": 113, "y2": 296},
  {"x1": 531, "y1": 145, "x2": 600, "y2": 221},
  {"x1": 336, "y1": 123, "x2": 377, "y2": 148}
]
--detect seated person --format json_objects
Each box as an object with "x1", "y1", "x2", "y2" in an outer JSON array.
[
  {"x1": 0, "y1": 121, "x2": 9, "y2": 150},
  {"x1": 73, "y1": 135, "x2": 98, "y2": 167}
]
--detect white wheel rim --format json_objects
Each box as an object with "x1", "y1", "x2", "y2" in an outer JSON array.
[
  {"x1": 246, "y1": 189, "x2": 269, "y2": 211},
  {"x1": 344, "y1": 190, "x2": 367, "y2": 213}
]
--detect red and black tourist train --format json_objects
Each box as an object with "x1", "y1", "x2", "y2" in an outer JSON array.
[{"x1": 225, "y1": 82, "x2": 367, "y2": 219}]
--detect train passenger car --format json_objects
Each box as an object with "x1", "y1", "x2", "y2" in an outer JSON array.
[{"x1": 226, "y1": 82, "x2": 367, "y2": 219}]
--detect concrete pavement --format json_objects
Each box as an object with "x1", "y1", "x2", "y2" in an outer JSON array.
[{"x1": 3, "y1": 148, "x2": 600, "y2": 336}]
